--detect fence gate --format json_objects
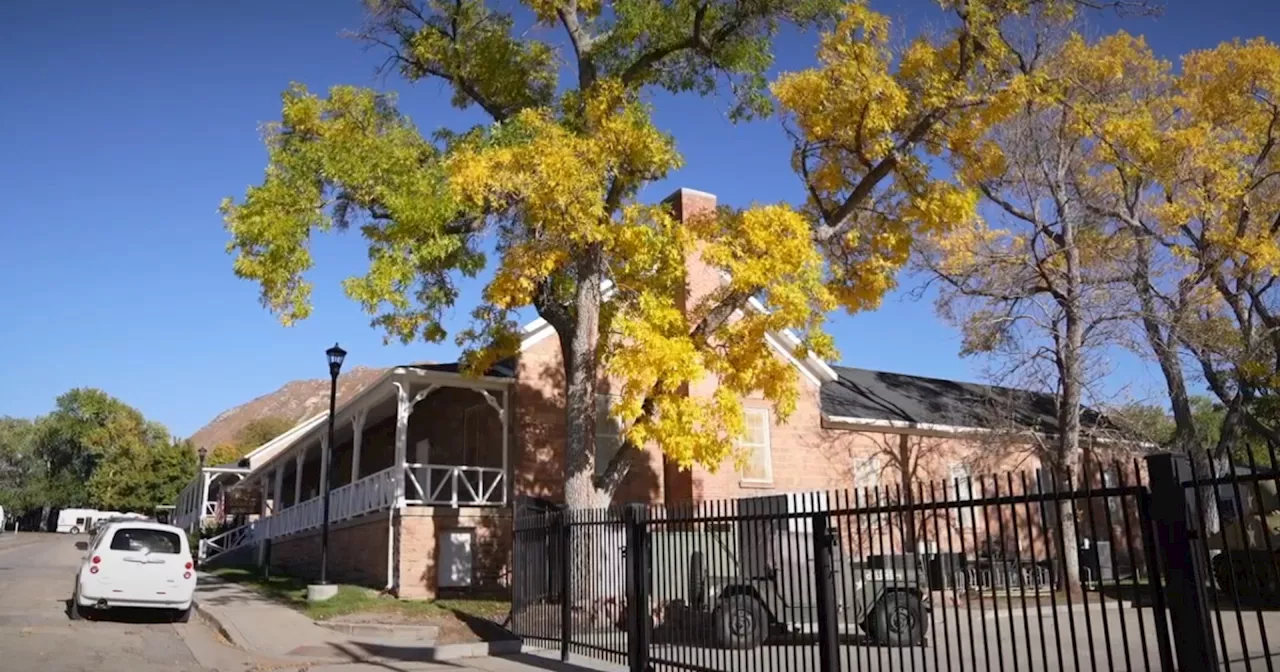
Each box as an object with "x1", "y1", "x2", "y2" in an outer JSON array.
[{"x1": 511, "y1": 452, "x2": 1280, "y2": 671}]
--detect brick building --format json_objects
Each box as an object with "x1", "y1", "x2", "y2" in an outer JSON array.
[{"x1": 192, "y1": 188, "x2": 1119, "y2": 599}]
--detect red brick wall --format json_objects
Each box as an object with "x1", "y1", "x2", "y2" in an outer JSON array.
[
  {"x1": 268, "y1": 510, "x2": 390, "y2": 587},
  {"x1": 398, "y1": 507, "x2": 513, "y2": 600}
]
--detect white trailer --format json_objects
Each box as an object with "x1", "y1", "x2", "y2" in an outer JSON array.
[{"x1": 56, "y1": 508, "x2": 100, "y2": 534}]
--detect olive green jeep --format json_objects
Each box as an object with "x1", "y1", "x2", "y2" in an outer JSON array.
[{"x1": 648, "y1": 495, "x2": 930, "y2": 649}]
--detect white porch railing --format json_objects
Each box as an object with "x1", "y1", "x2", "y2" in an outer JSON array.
[
  {"x1": 198, "y1": 522, "x2": 257, "y2": 562},
  {"x1": 404, "y1": 463, "x2": 506, "y2": 507},
  {"x1": 331, "y1": 465, "x2": 398, "y2": 523},
  {"x1": 258, "y1": 465, "x2": 398, "y2": 541},
  {"x1": 194, "y1": 463, "x2": 503, "y2": 562}
]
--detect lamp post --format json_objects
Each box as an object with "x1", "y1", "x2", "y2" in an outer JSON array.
[{"x1": 319, "y1": 343, "x2": 346, "y2": 588}]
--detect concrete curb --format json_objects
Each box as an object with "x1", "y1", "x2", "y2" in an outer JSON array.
[
  {"x1": 192, "y1": 602, "x2": 250, "y2": 651},
  {"x1": 314, "y1": 620, "x2": 441, "y2": 641},
  {"x1": 288, "y1": 638, "x2": 526, "y2": 665}
]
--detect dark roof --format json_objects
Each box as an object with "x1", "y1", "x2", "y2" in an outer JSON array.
[
  {"x1": 820, "y1": 366, "x2": 1107, "y2": 434},
  {"x1": 404, "y1": 356, "x2": 516, "y2": 378}
]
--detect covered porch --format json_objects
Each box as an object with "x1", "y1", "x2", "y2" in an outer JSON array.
[
  {"x1": 174, "y1": 464, "x2": 250, "y2": 533},
  {"x1": 201, "y1": 364, "x2": 514, "y2": 595}
]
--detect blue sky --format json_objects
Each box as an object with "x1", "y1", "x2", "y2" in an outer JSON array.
[{"x1": 1, "y1": 0, "x2": 1277, "y2": 439}]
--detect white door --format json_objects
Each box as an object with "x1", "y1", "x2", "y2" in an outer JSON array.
[{"x1": 437, "y1": 530, "x2": 473, "y2": 588}]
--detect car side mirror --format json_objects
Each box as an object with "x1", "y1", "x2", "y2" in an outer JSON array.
[{"x1": 74, "y1": 541, "x2": 88, "y2": 551}]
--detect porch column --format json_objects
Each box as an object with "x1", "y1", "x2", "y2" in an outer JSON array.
[
  {"x1": 501, "y1": 389, "x2": 510, "y2": 505},
  {"x1": 394, "y1": 382, "x2": 410, "y2": 508},
  {"x1": 294, "y1": 450, "x2": 304, "y2": 506},
  {"x1": 272, "y1": 465, "x2": 284, "y2": 513},
  {"x1": 200, "y1": 471, "x2": 212, "y2": 522},
  {"x1": 351, "y1": 408, "x2": 367, "y2": 482}
]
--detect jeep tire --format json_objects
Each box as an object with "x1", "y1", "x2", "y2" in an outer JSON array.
[
  {"x1": 713, "y1": 594, "x2": 768, "y2": 649},
  {"x1": 688, "y1": 552, "x2": 707, "y2": 611},
  {"x1": 870, "y1": 592, "x2": 927, "y2": 646}
]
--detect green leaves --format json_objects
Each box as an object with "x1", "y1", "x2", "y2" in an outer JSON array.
[
  {"x1": 224, "y1": 84, "x2": 482, "y2": 344},
  {"x1": 0, "y1": 389, "x2": 194, "y2": 515}
]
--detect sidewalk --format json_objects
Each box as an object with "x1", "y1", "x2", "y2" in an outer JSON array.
[{"x1": 192, "y1": 572, "x2": 528, "y2": 669}]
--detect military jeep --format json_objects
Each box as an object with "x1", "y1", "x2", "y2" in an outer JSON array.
[{"x1": 649, "y1": 495, "x2": 930, "y2": 649}]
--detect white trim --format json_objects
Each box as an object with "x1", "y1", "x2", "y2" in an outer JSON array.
[
  {"x1": 822, "y1": 414, "x2": 1153, "y2": 448},
  {"x1": 394, "y1": 367, "x2": 514, "y2": 390},
  {"x1": 745, "y1": 296, "x2": 839, "y2": 385},
  {"x1": 519, "y1": 317, "x2": 557, "y2": 350},
  {"x1": 763, "y1": 331, "x2": 823, "y2": 387},
  {"x1": 823, "y1": 415, "x2": 998, "y2": 437},
  {"x1": 738, "y1": 406, "x2": 773, "y2": 485}
]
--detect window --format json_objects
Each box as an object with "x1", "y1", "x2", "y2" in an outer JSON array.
[
  {"x1": 110, "y1": 528, "x2": 181, "y2": 554},
  {"x1": 853, "y1": 454, "x2": 882, "y2": 498},
  {"x1": 739, "y1": 407, "x2": 772, "y2": 483},
  {"x1": 595, "y1": 395, "x2": 623, "y2": 476},
  {"x1": 950, "y1": 463, "x2": 975, "y2": 528}
]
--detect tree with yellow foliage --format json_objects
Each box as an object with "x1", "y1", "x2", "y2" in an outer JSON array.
[
  {"x1": 1131, "y1": 38, "x2": 1280, "y2": 453},
  {"x1": 223, "y1": 0, "x2": 1142, "y2": 510}
]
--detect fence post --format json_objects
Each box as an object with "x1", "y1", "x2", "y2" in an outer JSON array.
[
  {"x1": 812, "y1": 510, "x2": 840, "y2": 672},
  {"x1": 1145, "y1": 452, "x2": 1218, "y2": 671},
  {"x1": 559, "y1": 510, "x2": 572, "y2": 662},
  {"x1": 625, "y1": 504, "x2": 651, "y2": 672}
]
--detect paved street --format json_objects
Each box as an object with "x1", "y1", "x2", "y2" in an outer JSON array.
[{"x1": 0, "y1": 532, "x2": 210, "y2": 672}]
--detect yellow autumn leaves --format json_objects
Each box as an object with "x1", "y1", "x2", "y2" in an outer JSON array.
[{"x1": 224, "y1": 0, "x2": 1280, "y2": 482}]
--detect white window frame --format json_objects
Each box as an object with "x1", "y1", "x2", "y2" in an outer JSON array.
[
  {"x1": 738, "y1": 407, "x2": 773, "y2": 485},
  {"x1": 950, "y1": 463, "x2": 975, "y2": 529},
  {"x1": 595, "y1": 394, "x2": 623, "y2": 476},
  {"x1": 852, "y1": 454, "x2": 882, "y2": 499}
]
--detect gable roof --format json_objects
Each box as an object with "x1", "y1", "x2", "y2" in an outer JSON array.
[{"x1": 821, "y1": 365, "x2": 1109, "y2": 435}]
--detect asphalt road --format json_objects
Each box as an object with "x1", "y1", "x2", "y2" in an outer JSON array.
[{"x1": 0, "y1": 532, "x2": 209, "y2": 672}]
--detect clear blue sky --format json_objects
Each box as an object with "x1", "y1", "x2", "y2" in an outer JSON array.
[{"x1": 1, "y1": 1, "x2": 1276, "y2": 439}]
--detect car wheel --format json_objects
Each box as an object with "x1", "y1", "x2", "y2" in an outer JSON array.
[
  {"x1": 1212, "y1": 553, "x2": 1232, "y2": 593},
  {"x1": 713, "y1": 594, "x2": 768, "y2": 649},
  {"x1": 870, "y1": 592, "x2": 927, "y2": 647},
  {"x1": 688, "y1": 552, "x2": 707, "y2": 611},
  {"x1": 69, "y1": 527, "x2": 79, "y2": 535},
  {"x1": 172, "y1": 607, "x2": 192, "y2": 623}
]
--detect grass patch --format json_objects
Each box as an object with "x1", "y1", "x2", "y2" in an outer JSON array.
[{"x1": 207, "y1": 566, "x2": 510, "y2": 623}]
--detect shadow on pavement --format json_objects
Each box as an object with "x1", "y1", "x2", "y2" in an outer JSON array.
[{"x1": 63, "y1": 598, "x2": 181, "y2": 624}]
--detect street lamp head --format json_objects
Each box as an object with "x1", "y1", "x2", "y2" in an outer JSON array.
[
  {"x1": 326, "y1": 343, "x2": 347, "y2": 378},
  {"x1": 197, "y1": 446, "x2": 207, "y2": 465}
]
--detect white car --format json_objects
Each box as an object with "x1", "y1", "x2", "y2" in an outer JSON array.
[{"x1": 72, "y1": 521, "x2": 196, "y2": 622}]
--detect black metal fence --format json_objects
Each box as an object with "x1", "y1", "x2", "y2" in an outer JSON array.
[{"x1": 511, "y1": 452, "x2": 1280, "y2": 672}]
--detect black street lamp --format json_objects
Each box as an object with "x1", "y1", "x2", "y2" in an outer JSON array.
[
  {"x1": 319, "y1": 342, "x2": 346, "y2": 586},
  {"x1": 197, "y1": 446, "x2": 207, "y2": 473}
]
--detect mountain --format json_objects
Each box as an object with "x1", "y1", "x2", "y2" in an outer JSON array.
[{"x1": 188, "y1": 365, "x2": 389, "y2": 450}]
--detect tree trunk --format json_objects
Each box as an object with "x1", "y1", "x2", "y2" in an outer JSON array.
[
  {"x1": 1055, "y1": 216, "x2": 1085, "y2": 595},
  {"x1": 1133, "y1": 235, "x2": 1198, "y2": 452},
  {"x1": 558, "y1": 264, "x2": 611, "y2": 512},
  {"x1": 897, "y1": 434, "x2": 919, "y2": 551}
]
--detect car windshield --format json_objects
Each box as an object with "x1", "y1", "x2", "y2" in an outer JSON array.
[{"x1": 109, "y1": 528, "x2": 181, "y2": 554}]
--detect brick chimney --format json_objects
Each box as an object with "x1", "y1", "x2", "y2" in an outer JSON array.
[
  {"x1": 662, "y1": 187, "x2": 723, "y2": 319},
  {"x1": 659, "y1": 187, "x2": 722, "y2": 505}
]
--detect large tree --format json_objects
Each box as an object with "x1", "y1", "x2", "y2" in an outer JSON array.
[
  {"x1": 224, "y1": 0, "x2": 1141, "y2": 509},
  {"x1": 0, "y1": 417, "x2": 45, "y2": 515},
  {"x1": 33, "y1": 388, "x2": 193, "y2": 513}
]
